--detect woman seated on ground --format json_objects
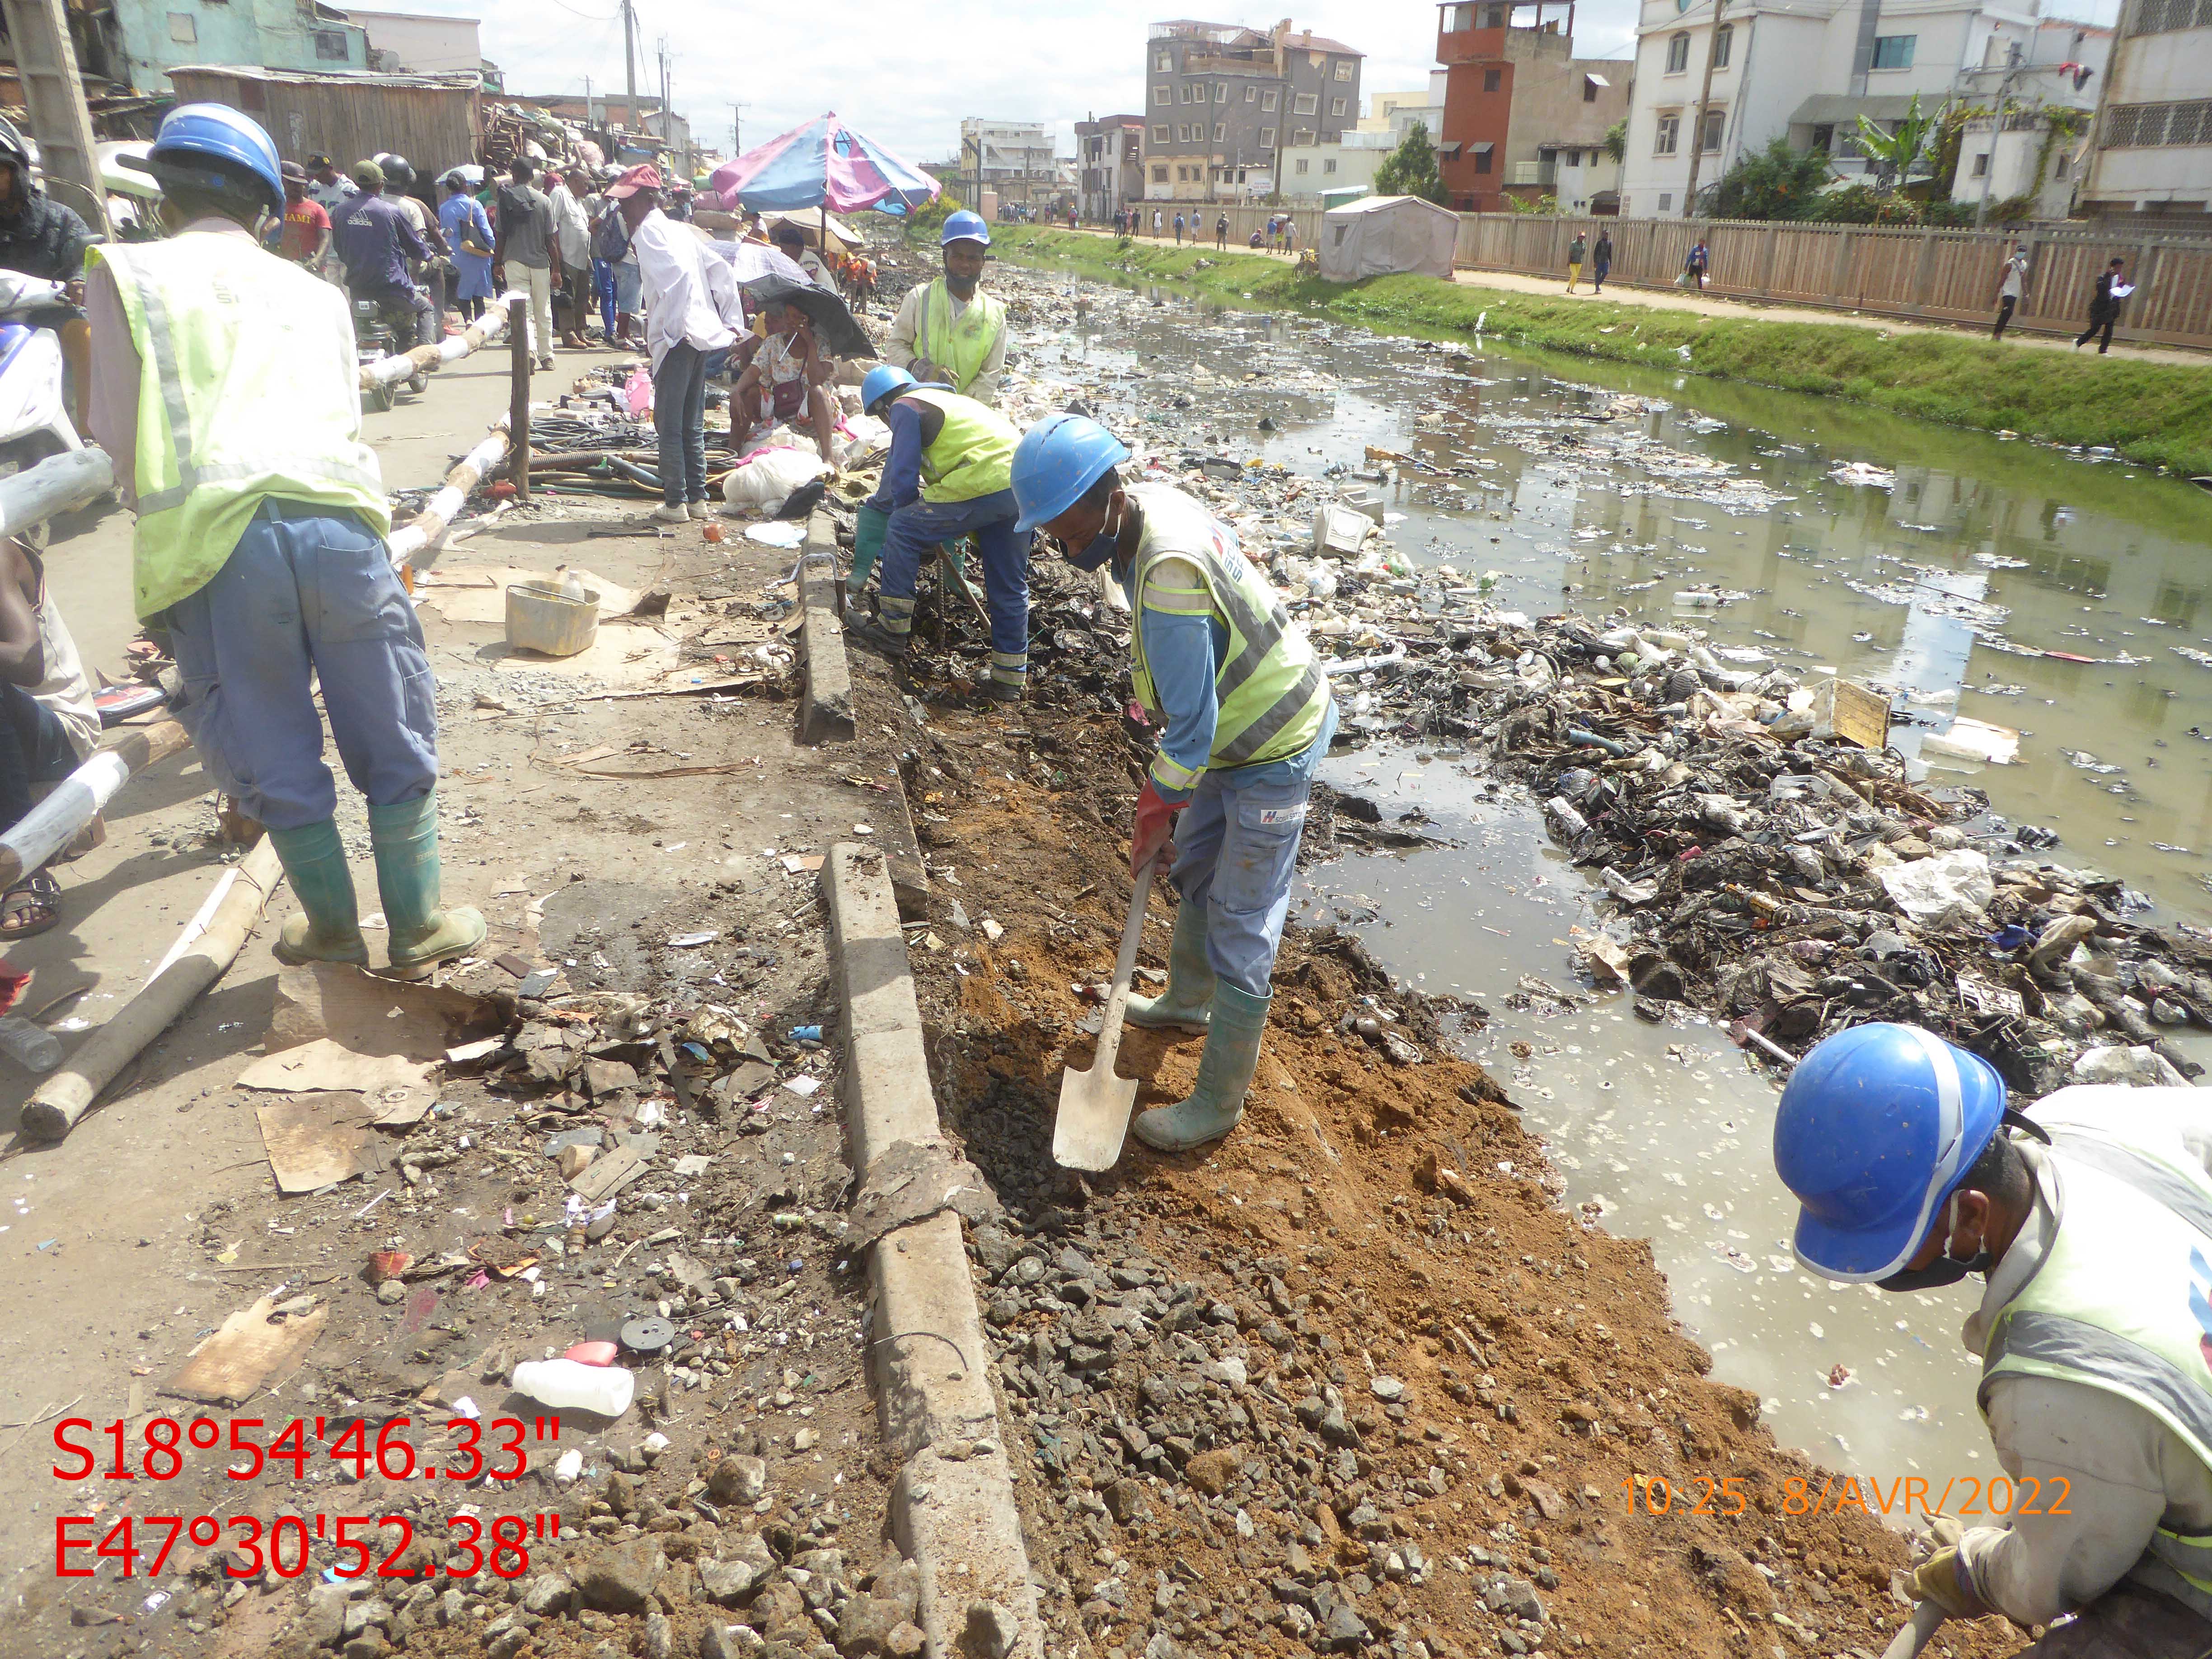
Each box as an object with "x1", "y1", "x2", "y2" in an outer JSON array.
[{"x1": 727, "y1": 298, "x2": 839, "y2": 469}]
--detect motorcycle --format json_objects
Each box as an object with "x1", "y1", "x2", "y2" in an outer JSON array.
[
  {"x1": 352, "y1": 293, "x2": 429, "y2": 415},
  {"x1": 0, "y1": 272, "x2": 85, "y2": 550}
]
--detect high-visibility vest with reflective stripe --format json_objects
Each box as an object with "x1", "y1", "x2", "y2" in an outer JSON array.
[
  {"x1": 900, "y1": 388, "x2": 1017, "y2": 505},
  {"x1": 92, "y1": 234, "x2": 389, "y2": 619},
  {"x1": 1979, "y1": 1107, "x2": 2212, "y2": 1620},
  {"x1": 1125, "y1": 483, "x2": 1330, "y2": 776},
  {"x1": 915, "y1": 278, "x2": 1004, "y2": 401}
]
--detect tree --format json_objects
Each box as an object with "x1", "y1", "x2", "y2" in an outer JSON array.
[
  {"x1": 1373, "y1": 120, "x2": 1448, "y2": 204},
  {"x1": 1504, "y1": 192, "x2": 1560, "y2": 215},
  {"x1": 1706, "y1": 136, "x2": 1833, "y2": 221},
  {"x1": 1602, "y1": 121, "x2": 1627, "y2": 165},
  {"x1": 1854, "y1": 94, "x2": 1944, "y2": 194}
]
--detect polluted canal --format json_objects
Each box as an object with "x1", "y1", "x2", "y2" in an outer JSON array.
[{"x1": 1002, "y1": 255, "x2": 2212, "y2": 1484}]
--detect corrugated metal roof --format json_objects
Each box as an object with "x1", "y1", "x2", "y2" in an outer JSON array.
[{"x1": 168, "y1": 63, "x2": 480, "y2": 91}]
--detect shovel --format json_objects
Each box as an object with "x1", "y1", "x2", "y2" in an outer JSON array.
[
  {"x1": 1053, "y1": 860, "x2": 1159, "y2": 1171},
  {"x1": 1880, "y1": 1600, "x2": 1945, "y2": 1659}
]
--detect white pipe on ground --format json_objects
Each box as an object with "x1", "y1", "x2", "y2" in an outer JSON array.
[
  {"x1": 0, "y1": 448, "x2": 114, "y2": 543},
  {"x1": 356, "y1": 294, "x2": 516, "y2": 389},
  {"x1": 0, "y1": 720, "x2": 191, "y2": 891},
  {"x1": 388, "y1": 420, "x2": 512, "y2": 574}
]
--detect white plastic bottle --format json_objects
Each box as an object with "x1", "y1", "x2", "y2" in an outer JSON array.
[
  {"x1": 0, "y1": 1016, "x2": 62, "y2": 1074},
  {"x1": 510, "y1": 1359, "x2": 635, "y2": 1418}
]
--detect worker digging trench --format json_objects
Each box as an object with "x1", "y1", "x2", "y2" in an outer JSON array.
[{"x1": 0, "y1": 110, "x2": 2203, "y2": 1658}]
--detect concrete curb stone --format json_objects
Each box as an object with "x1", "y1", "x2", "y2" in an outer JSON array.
[
  {"x1": 821, "y1": 842, "x2": 1041, "y2": 1659},
  {"x1": 798, "y1": 510, "x2": 855, "y2": 745}
]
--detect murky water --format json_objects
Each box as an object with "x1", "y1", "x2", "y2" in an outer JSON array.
[{"x1": 1017, "y1": 266, "x2": 2212, "y2": 1484}]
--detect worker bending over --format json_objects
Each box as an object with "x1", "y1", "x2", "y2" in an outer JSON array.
[
  {"x1": 846, "y1": 366, "x2": 1030, "y2": 703},
  {"x1": 1774, "y1": 1021, "x2": 2212, "y2": 1655},
  {"x1": 89, "y1": 105, "x2": 483, "y2": 978},
  {"x1": 1010, "y1": 416, "x2": 1336, "y2": 1150},
  {"x1": 884, "y1": 210, "x2": 1006, "y2": 404}
]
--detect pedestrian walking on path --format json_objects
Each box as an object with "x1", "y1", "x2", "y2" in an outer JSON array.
[
  {"x1": 1683, "y1": 239, "x2": 1709, "y2": 292},
  {"x1": 1009, "y1": 414, "x2": 1337, "y2": 1153},
  {"x1": 605, "y1": 164, "x2": 739, "y2": 526},
  {"x1": 493, "y1": 157, "x2": 558, "y2": 370},
  {"x1": 1215, "y1": 213, "x2": 1228, "y2": 251},
  {"x1": 1566, "y1": 231, "x2": 1586, "y2": 294},
  {"x1": 1153, "y1": 207, "x2": 1162, "y2": 239},
  {"x1": 1592, "y1": 228, "x2": 1612, "y2": 294},
  {"x1": 2075, "y1": 257, "x2": 2131, "y2": 354},
  {"x1": 1992, "y1": 242, "x2": 2029, "y2": 340},
  {"x1": 437, "y1": 170, "x2": 493, "y2": 324},
  {"x1": 1173, "y1": 211, "x2": 1185, "y2": 245},
  {"x1": 1775, "y1": 1022, "x2": 2212, "y2": 1654},
  {"x1": 89, "y1": 103, "x2": 483, "y2": 978},
  {"x1": 846, "y1": 366, "x2": 1032, "y2": 703}
]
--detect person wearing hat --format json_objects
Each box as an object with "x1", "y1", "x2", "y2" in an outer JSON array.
[
  {"x1": 883, "y1": 208, "x2": 1006, "y2": 406},
  {"x1": 275, "y1": 161, "x2": 333, "y2": 274},
  {"x1": 438, "y1": 170, "x2": 496, "y2": 324},
  {"x1": 304, "y1": 154, "x2": 357, "y2": 217},
  {"x1": 330, "y1": 158, "x2": 435, "y2": 350},
  {"x1": 0, "y1": 115, "x2": 94, "y2": 426},
  {"x1": 846, "y1": 366, "x2": 1030, "y2": 703},
  {"x1": 1006, "y1": 415, "x2": 1333, "y2": 1151},
  {"x1": 86, "y1": 105, "x2": 483, "y2": 979},
  {"x1": 377, "y1": 156, "x2": 449, "y2": 336},
  {"x1": 768, "y1": 220, "x2": 833, "y2": 288},
  {"x1": 606, "y1": 164, "x2": 739, "y2": 525},
  {"x1": 1773, "y1": 1022, "x2": 2212, "y2": 1653}
]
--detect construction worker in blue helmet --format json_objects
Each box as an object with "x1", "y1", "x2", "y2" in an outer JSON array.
[
  {"x1": 88, "y1": 105, "x2": 483, "y2": 979},
  {"x1": 1773, "y1": 1020, "x2": 2212, "y2": 1654},
  {"x1": 1010, "y1": 414, "x2": 1335, "y2": 1153},
  {"x1": 844, "y1": 364, "x2": 1031, "y2": 703},
  {"x1": 884, "y1": 209, "x2": 1005, "y2": 406}
]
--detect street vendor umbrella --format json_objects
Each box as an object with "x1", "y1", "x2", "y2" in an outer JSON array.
[
  {"x1": 744, "y1": 276, "x2": 872, "y2": 360},
  {"x1": 707, "y1": 112, "x2": 939, "y2": 215}
]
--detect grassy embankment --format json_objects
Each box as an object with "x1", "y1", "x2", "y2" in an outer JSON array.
[{"x1": 992, "y1": 225, "x2": 2212, "y2": 483}]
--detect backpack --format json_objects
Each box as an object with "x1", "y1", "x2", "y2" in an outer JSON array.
[{"x1": 592, "y1": 202, "x2": 630, "y2": 262}]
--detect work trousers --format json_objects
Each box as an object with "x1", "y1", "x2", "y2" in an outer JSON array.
[
  {"x1": 515, "y1": 260, "x2": 553, "y2": 356},
  {"x1": 2001, "y1": 1580, "x2": 2212, "y2": 1657},
  {"x1": 0, "y1": 683, "x2": 79, "y2": 834},
  {"x1": 592, "y1": 258, "x2": 617, "y2": 338},
  {"x1": 1592, "y1": 259, "x2": 1610, "y2": 292},
  {"x1": 162, "y1": 501, "x2": 438, "y2": 831},
  {"x1": 876, "y1": 490, "x2": 1031, "y2": 690},
  {"x1": 2076, "y1": 308, "x2": 2115, "y2": 352},
  {"x1": 1167, "y1": 760, "x2": 1316, "y2": 999},
  {"x1": 654, "y1": 342, "x2": 711, "y2": 508},
  {"x1": 1994, "y1": 294, "x2": 2018, "y2": 338}
]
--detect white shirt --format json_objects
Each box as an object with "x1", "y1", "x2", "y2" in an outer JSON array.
[
  {"x1": 629, "y1": 207, "x2": 737, "y2": 371},
  {"x1": 2000, "y1": 255, "x2": 2027, "y2": 300},
  {"x1": 307, "y1": 176, "x2": 357, "y2": 215},
  {"x1": 1958, "y1": 1086, "x2": 2212, "y2": 1627},
  {"x1": 548, "y1": 183, "x2": 591, "y2": 270}
]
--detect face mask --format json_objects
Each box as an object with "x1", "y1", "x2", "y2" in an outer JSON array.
[
  {"x1": 1875, "y1": 1195, "x2": 1994, "y2": 1292},
  {"x1": 1064, "y1": 527, "x2": 1118, "y2": 572}
]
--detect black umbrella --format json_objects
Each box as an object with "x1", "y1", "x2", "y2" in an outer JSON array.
[{"x1": 743, "y1": 275, "x2": 872, "y2": 360}]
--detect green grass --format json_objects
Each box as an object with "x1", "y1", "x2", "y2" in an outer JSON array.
[{"x1": 992, "y1": 226, "x2": 2212, "y2": 483}]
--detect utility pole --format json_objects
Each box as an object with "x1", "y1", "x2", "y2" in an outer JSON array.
[
  {"x1": 621, "y1": 0, "x2": 638, "y2": 140},
  {"x1": 1679, "y1": 0, "x2": 1728, "y2": 216},
  {"x1": 731, "y1": 103, "x2": 747, "y2": 157},
  {"x1": 0, "y1": 0, "x2": 106, "y2": 234},
  {"x1": 1974, "y1": 43, "x2": 2024, "y2": 228}
]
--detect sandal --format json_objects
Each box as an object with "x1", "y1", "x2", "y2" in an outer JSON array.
[{"x1": 0, "y1": 871, "x2": 62, "y2": 939}]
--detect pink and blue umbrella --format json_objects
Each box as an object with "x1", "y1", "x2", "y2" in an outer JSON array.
[{"x1": 708, "y1": 112, "x2": 940, "y2": 216}]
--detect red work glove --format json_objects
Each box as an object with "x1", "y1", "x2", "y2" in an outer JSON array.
[{"x1": 1132, "y1": 781, "x2": 1181, "y2": 879}]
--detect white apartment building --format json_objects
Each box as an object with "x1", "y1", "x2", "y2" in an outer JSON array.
[
  {"x1": 1619, "y1": 0, "x2": 2106, "y2": 218},
  {"x1": 2078, "y1": 0, "x2": 2212, "y2": 216},
  {"x1": 1359, "y1": 73, "x2": 1450, "y2": 139},
  {"x1": 1279, "y1": 128, "x2": 1397, "y2": 201}
]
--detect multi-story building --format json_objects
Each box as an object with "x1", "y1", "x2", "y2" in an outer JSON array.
[
  {"x1": 1359, "y1": 74, "x2": 1449, "y2": 139},
  {"x1": 1618, "y1": 0, "x2": 2106, "y2": 218},
  {"x1": 1279, "y1": 127, "x2": 1396, "y2": 202},
  {"x1": 1077, "y1": 114, "x2": 1148, "y2": 220},
  {"x1": 960, "y1": 118, "x2": 1060, "y2": 212},
  {"x1": 1142, "y1": 18, "x2": 1364, "y2": 203},
  {"x1": 1435, "y1": 0, "x2": 1629, "y2": 211},
  {"x1": 2077, "y1": 0, "x2": 2211, "y2": 219},
  {"x1": 342, "y1": 7, "x2": 483, "y2": 75},
  {"x1": 106, "y1": 0, "x2": 370, "y2": 90}
]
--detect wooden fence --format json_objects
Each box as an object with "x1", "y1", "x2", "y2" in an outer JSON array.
[{"x1": 1450, "y1": 213, "x2": 2212, "y2": 349}]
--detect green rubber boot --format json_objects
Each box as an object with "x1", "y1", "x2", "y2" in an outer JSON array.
[
  {"x1": 1125, "y1": 900, "x2": 1214, "y2": 1034},
  {"x1": 267, "y1": 819, "x2": 369, "y2": 966},
  {"x1": 1133, "y1": 983, "x2": 1270, "y2": 1152},
  {"x1": 368, "y1": 791, "x2": 487, "y2": 979},
  {"x1": 847, "y1": 503, "x2": 889, "y2": 601}
]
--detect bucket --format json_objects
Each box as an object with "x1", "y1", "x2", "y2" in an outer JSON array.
[{"x1": 505, "y1": 581, "x2": 600, "y2": 657}]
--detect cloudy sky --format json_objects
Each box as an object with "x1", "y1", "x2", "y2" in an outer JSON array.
[{"x1": 409, "y1": 0, "x2": 1651, "y2": 166}]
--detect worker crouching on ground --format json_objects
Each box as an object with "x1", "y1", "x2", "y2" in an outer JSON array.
[
  {"x1": 1011, "y1": 416, "x2": 1336, "y2": 1151},
  {"x1": 1774, "y1": 1021, "x2": 2212, "y2": 1655},
  {"x1": 846, "y1": 366, "x2": 1030, "y2": 702},
  {"x1": 88, "y1": 105, "x2": 483, "y2": 979}
]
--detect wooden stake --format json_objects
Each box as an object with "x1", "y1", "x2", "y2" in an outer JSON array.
[{"x1": 508, "y1": 294, "x2": 531, "y2": 502}]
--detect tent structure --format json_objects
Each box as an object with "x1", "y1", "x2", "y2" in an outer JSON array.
[
  {"x1": 1317, "y1": 195, "x2": 1458, "y2": 283},
  {"x1": 707, "y1": 113, "x2": 938, "y2": 216}
]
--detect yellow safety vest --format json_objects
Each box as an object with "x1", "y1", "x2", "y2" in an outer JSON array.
[
  {"x1": 914, "y1": 277, "x2": 1005, "y2": 401},
  {"x1": 1124, "y1": 483, "x2": 1330, "y2": 791},
  {"x1": 91, "y1": 233, "x2": 388, "y2": 619},
  {"x1": 900, "y1": 388, "x2": 1017, "y2": 506},
  {"x1": 1980, "y1": 1104, "x2": 2212, "y2": 1622}
]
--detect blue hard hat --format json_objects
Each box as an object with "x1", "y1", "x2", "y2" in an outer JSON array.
[
  {"x1": 142, "y1": 103, "x2": 284, "y2": 216},
  {"x1": 1773, "y1": 1022, "x2": 2007, "y2": 1284},
  {"x1": 941, "y1": 209, "x2": 990, "y2": 248},
  {"x1": 860, "y1": 364, "x2": 916, "y2": 414},
  {"x1": 1012, "y1": 413, "x2": 1129, "y2": 534}
]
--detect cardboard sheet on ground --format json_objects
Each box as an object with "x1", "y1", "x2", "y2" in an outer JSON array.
[
  {"x1": 256, "y1": 1093, "x2": 375, "y2": 1192},
  {"x1": 161, "y1": 1292, "x2": 328, "y2": 1407},
  {"x1": 269, "y1": 963, "x2": 501, "y2": 1059},
  {"x1": 414, "y1": 565, "x2": 643, "y2": 624},
  {"x1": 476, "y1": 627, "x2": 682, "y2": 684},
  {"x1": 237, "y1": 1039, "x2": 436, "y2": 1096}
]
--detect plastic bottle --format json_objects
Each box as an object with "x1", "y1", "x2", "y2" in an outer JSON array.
[
  {"x1": 0, "y1": 1016, "x2": 61, "y2": 1074},
  {"x1": 510, "y1": 1359, "x2": 635, "y2": 1418}
]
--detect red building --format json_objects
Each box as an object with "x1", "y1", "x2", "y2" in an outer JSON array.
[{"x1": 1436, "y1": 0, "x2": 1626, "y2": 212}]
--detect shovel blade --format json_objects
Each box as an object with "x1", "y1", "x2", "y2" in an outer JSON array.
[{"x1": 1052, "y1": 1059, "x2": 1141, "y2": 1172}]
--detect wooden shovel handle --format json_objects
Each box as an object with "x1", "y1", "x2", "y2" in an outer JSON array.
[{"x1": 1092, "y1": 860, "x2": 1158, "y2": 1072}]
